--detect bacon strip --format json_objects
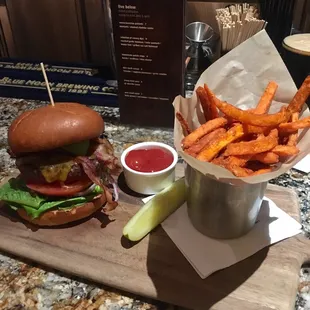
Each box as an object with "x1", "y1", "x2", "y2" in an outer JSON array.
[
  {"x1": 77, "y1": 157, "x2": 102, "y2": 187},
  {"x1": 76, "y1": 156, "x2": 118, "y2": 211},
  {"x1": 92, "y1": 138, "x2": 122, "y2": 176}
]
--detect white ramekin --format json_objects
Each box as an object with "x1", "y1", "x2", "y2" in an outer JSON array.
[{"x1": 120, "y1": 142, "x2": 178, "y2": 195}]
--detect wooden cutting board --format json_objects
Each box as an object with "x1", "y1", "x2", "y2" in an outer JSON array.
[{"x1": 0, "y1": 164, "x2": 310, "y2": 310}]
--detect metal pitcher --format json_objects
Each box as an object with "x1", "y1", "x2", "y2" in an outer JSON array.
[{"x1": 185, "y1": 165, "x2": 267, "y2": 239}]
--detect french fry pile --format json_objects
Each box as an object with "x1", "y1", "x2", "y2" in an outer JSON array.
[{"x1": 177, "y1": 76, "x2": 310, "y2": 177}]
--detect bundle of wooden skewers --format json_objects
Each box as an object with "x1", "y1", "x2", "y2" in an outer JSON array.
[{"x1": 216, "y1": 3, "x2": 267, "y2": 52}]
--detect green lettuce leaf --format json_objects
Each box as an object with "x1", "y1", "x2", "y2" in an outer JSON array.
[
  {"x1": 0, "y1": 178, "x2": 45, "y2": 209},
  {"x1": 25, "y1": 190, "x2": 102, "y2": 219},
  {"x1": 0, "y1": 178, "x2": 103, "y2": 219},
  {"x1": 62, "y1": 140, "x2": 90, "y2": 156}
]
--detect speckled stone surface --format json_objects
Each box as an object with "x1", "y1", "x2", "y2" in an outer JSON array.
[{"x1": 0, "y1": 97, "x2": 310, "y2": 310}]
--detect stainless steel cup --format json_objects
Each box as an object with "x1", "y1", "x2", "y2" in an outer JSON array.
[{"x1": 185, "y1": 165, "x2": 267, "y2": 239}]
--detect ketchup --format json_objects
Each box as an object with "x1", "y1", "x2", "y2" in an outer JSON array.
[{"x1": 125, "y1": 147, "x2": 174, "y2": 173}]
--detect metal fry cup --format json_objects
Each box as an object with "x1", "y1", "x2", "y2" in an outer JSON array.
[{"x1": 185, "y1": 165, "x2": 267, "y2": 239}]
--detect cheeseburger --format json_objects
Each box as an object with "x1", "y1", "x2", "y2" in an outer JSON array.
[{"x1": 0, "y1": 102, "x2": 121, "y2": 226}]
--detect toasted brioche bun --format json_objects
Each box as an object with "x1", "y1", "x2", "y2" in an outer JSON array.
[
  {"x1": 8, "y1": 102, "x2": 104, "y2": 155},
  {"x1": 17, "y1": 193, "x2": 107, "y2": 226}
]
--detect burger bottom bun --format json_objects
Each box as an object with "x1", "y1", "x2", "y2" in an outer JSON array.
[{"x1": 17, "y1": 194, "x2": 107, "y2": 227}]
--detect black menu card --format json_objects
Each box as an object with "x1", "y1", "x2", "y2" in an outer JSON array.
[{"x1": 111, "y1": 0, "x2": 185, "y2": 127}]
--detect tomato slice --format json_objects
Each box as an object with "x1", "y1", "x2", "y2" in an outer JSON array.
[{"x1": 26, "y1": 179, "x2": 93, "y2": 197}]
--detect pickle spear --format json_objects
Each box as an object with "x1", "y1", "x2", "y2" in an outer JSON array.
[{"x1": 123, "y1": 178, "x2": 186, "y2": 241}]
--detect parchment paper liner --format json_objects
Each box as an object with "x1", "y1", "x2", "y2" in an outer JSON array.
[{"x1": 173, "y1": 30, "x2": 310, "y2": 184}]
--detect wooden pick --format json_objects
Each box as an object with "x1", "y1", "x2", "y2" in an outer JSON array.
[{"x1": 40, "y1": 62, "x2": 55, "y2": 107}]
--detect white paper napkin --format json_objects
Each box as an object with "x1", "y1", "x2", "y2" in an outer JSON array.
[
  {"x1": 142, "y1": 196, "x2": 302, "y2": 279},
  {"x1": 293, "y1": 154, "x2": 310, "y2": 173}
]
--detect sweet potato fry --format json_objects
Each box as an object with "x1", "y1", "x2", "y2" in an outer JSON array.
[
  {"x1": 251, "y1": 168, "x2": 273, "y2": 175},
  {"x1": 279, "y1": 115, "x2": 310, "y2": 134},
  {"x1": 227, "y1": 155, "x2": 250, "y2": 167},
  {"x1": 250, "y1": 152, "x2": 279, "y2": 164},
  {"x1": 228, "y1": 120, "x2": 240, "y2": 126},
  {"x1": 287, "y1": 112, "x2": 299, "y2": 146},
  {"x1": 256, "y1": 133, "x2": 266, "y2": 140},
  {"x1": 246, "y1": 161, "x2": 273, "y2": 171},
  {"x1": 253, "y1": 81, "x2": 278, "y2": 114},
  {"x1": 287, "y1": 75, "x2": 310, "y2": 113},
  {"x1": 228, "y1": 165, "x2": 253, "y2": 177},
  {"x1": 185, "y1": 128, "x2": 226, "y2": 157},
  {"x1": 176, "y1": 112, "x2": 191, "y2": 136},
  {"x1": 212, "y1": 156, "x2": 252, "y2": 177},
  {"x1": 243, "y1": 81, "x2": 279, "y2": 134},
  {"x1": 196, "y1": 124, "x2": 244, "y2": 162},
  {"x1": 224, "y1": 129, "x2": 278, "y2": 156},
  {"x1": 243, "y1": 124, "x2": 272, "y2": 135},
  {"x1": 272, "y1": 145, "x2": 300, "y2": 157},
  {"x1": 212, "y1": 155, "x2": 250, "y2": 168},
  {"x1": 215, "y1": 100, "x2": 289, "y2": 127},
  {"x1": 183, "y1": 77, "x2": 309, "y2": 177},
  {"x1": 203, "y1": 84, "x2": 219, "y2": 119},
  {"x1": 215, "y1": 150, "x2": 278, "y2": 168},
  {"x1": 281, "y1": 135, "x2": 289, "y2": 145},
  {"x1": 182, "y1": 117, "x2": 227, "y2": 149},
  {"x1": 211, "y1": 156, "x2": 226, "y2": 167},
  {"x1": 219, "y1": 160, "x2": 272, "y2": 177},
  {"x1": 196, "y1": 87, "x2": 211, "y2": 122}
]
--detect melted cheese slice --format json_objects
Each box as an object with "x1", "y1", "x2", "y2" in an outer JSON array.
[{"x1": 40, "y1": 161, "x2": 74, "y2": 183}]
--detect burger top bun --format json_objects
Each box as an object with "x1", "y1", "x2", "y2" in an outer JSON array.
[{"x1": 8, "y1": 102, "x2": 105, "y2": 155}]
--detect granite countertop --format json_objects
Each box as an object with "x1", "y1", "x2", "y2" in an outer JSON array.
[{"x1": 0, "y1": 97, "x2": 310, "y2": 310}]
